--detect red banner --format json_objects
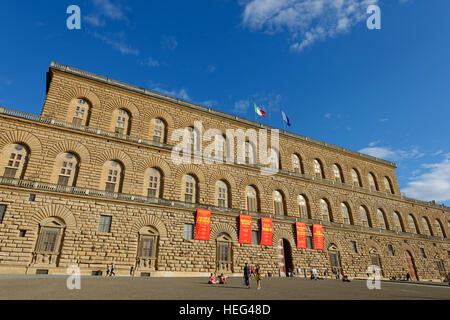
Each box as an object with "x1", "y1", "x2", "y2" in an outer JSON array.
[
  {"x1": 296, "y1": 222, "x2": 307, "y2": 249},
  {"x1": 195, "y1": 209, "x2": 211, "y2": 240},
  {"x1": 313, "y1": 224, "x2": 324, "y2": 250},
  {"x1": 239, "y1": 215, "x2": 252, "y2": 244},
  {"x1": 260, "y1": 217, "x2": 273, "y2": 246}
]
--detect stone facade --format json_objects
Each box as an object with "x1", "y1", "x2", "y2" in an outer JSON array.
[{"x1": 0, "y1": 62, "x2": 448, "y2": 280}]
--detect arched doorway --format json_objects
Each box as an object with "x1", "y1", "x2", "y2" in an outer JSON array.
[
  {"x1": 216, "y1": 232, "x2": 233, "y2": 273},
  {"x1": 404, "y1": 250, "x2": 418, "y2": 281},
  {"x1": 278, "y1": 239, "x2": 294, "y2": 277},
  {"x1": 136, "y1": 226, "x2": 159, "y2": 271},
  {"x1": 328, "y1": 244, "x2": 342, "y2": 277}
]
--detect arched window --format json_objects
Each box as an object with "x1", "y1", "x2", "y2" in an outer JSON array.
[
  {"x1": 314, "y1": 159, "x2": 324, "y2": 179},
  {"x1": 245, "y1": 142, "x2": 256, "y2": 165},
  {"x1": 102, "y1": 160, "x2": 124, "y2": 193},
  {"x1": 359, "y1": 206, "x2": 371, "y2": 227},
  {"x1": 377, "y1": 209, "x2": 388, "y2": 230},
  {"x1": 434, "y1": 219, "x2": 445, "y2": 237},
  {"x1": 183, "y1": 175, "x2": 197, "y2": 203},
  {"x1": 216, "y1": 180, "x2": 229, "y2": 208},
  {"x1": 384, "y1": 177, "x2": 393, "y2": 194},
  {"x1": 351, "y1": 169, "x2": 361, "y2": 187},
  {"x1": 292, "y1": 154, "x2": 302, "y2": 174},
  {"x1": 320, "y1": 199, "x2": 332, "y2": 222},
  {"x1": 407, "y1": 214, "x2": 419, "y2": 234},
  {"x1": 136, "y1": 226, "x2": 159, "y2": 271},
  {"x1": 273, "y1": 190, "x2": 285, "y2": 215},
  {"x1": 70, "y1": 98, "x2": 91, "y2": 126},
  {"x1": 146, "y1": 168, "x2": 162, "y2": 198},
  {"x1": 216, "y1": 232, "x2": 233, "y2": 273},
  {"x1": 340, "y1": 202, "x2": 351, "y2": 225},
  {"x1": 1, "y1": 143, "x2": 29, "y2": 179},
  {"x1": 246, "y1": 186, "x2": 258, "y2": 212},
  {"x1": 113, "y1": 109, "x2": 131, "y2": 135},
  {"x1": 151, "y1": 118, "x2": 166, "y2": 143},
  {"x1": 298, "y1": 195, "x2": 309, "y2": 219},
  {"x1": 55, "y1": 152, "x2": 79, "y2": 186},
  {"x1": 421, "y1": 217, "x2": 432, "y2": 236},
  {"x1": 333, "y1": 164, "x2": 344, "y2": 183},
  {"x1": 393, "y1": 211, "x2": 404, "y2": 232},
  {"x1": 368, "y1": 173, "x2": 378, "y2": 191},
  {"x1": 33, "y1": 217, "x2": 66, "y2": 266}
]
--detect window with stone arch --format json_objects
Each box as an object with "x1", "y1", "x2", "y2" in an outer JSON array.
[
  {"x1": 393, "y1": 211, "x2": 404, "y2": 232},
  {"x1": 377, "y1": 209, "x2": 388, "y2": 230},
  {"x1": 351, "y1": 168, "x2": 362, "y2": 187},
  {"x1": 384, "y1": 176, "x2": 394, "y2": 194},
  {"x1": 292, "y1": 154, "x2": 303, "y2": 174},
  {"x1": 320, "y1": 198, "x2": 332, "y2": 222},
  {"x1": 102, "y1": 160, "x2": 124, "y2": 193},
  {"x1": 69, "y1": 98, "x2": 91, "y2": 126},
  {"x1": 368, "y1": 173, "x2": 378, "y2": 191},
  {"x1": 33, "y1": 217, "x2": 66, "y2": 266},
  {"x1": 146, "y1": 167, "x2": 162, "y2": 198},
  {"x1": 216, "y1": 180, "x2": 230, "y2": 208},
  {"x1": 246, "y1": 185, "x2": 259, "y2": 212},
  {"x1": 434, "y1": 219, "x2": 446, "y2": 238},
  {"x1": 298, "y1": 195, "x2": 310, "y2": 219},
  {"x1": 112, "y1": 108, "x2": 131, "y2": 135},
  {"x1": 273, "y1": 190, "x2": 285, "y2": 216},
  {"x1": 359, "y1": 206, "x2": 371, "y2": 227},
  {"x1": 333, "y1": 164, "x2": 344, "y2": 183},
  {"x1": 421, "y1": 217, "x2": 432, "y2": 236},
  {"x1": 54, "y1": 152, "x2": 79, "y2": 187},
  {"x1": 183, "y1": 174, "x2": 197, "y2": 203},
  {"x1": 314, "y1": 159, "x2": 324, "y2": 179},
  {"x1": 245, "y1": 141, "x2": 256, "y2": 165},
  {"x1": 1, "y1": 143, "x2": 29, "y2": 179},
  {"x1": 407, "y1": 214, "x2": 419, "y2": 234},
  {"x1": 340, "y1": 202, "x2": 352, "y2": 225},
  {"x1": 151, "y1": 118, "x2": 166, "y2": 143},
  {"x1": 136, "y1": 226, "x2": 159, "y2": 271}
]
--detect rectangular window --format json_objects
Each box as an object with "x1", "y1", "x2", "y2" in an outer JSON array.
[
  {"x1": 420, "y1": 248, "x2": 427, "y2": 259},
  {"x1": 0, "y1": 204, "x2": 7, "y2": 223},
  {"x1": 72, "y1": 117, "x2": 82, "y2": 126},
  {"x1": 139, "y1": 237, "x2": 154, "y2": 258},
  {"x1": 98, "y1": 215, "x2": 112, "y2": 233},
  {"x1": 247, "y1": 198, "x2": 256, "y2": 212},
  {"x1": 371, "y1": 255, "x2": 380, "y2": 267},
  {"x1": 4, "y1": 167, "x2": 17, "y2": 178},
  {"x1": 218, "y1": 199, "x2": 226, "y2": 208},
  {"x1": 251, "y1": 230, "x2": 260, "y2": 245},
  {"x1": 185, "y1": 194, "x2": 193, "y2": 203},
  {"x1": 306, "y1": 236, "x2": 314, "y2": 249},
  {"x1": 37, "y1": 228, "x2": 59, "y2": 253},
  {"x1": 57, "y1": 175, "x2": 70, "y2": 186},
  {"x1": 105, "y1": 182, "x2": 116, "y2": 193},
  {"x1": 183, "y1": 224, "x2": 194, "y2": 240},
  {"x1": 350, "y1": 241, "x2": 358, "y2": 253},
  {"x1": 19, "y1": 230, "x2": 26, "y2": 237},
  {"x1": 330, "y1": 253, "x2": 339, "y2": 267},
  {"x1": 147, "y1": 188, "x2": 156, "y2": 198},
  {"x1": 388, "y1": 245, "x2": 395, "y2": 256},
  {"x1": 437, "y1": 260, "x2": 445, "y2": 272}
]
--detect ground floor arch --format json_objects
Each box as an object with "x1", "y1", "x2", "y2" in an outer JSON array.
[
  {"x1": 278, "y1": 238, "x2": 294, "y2": 277},
  {"x1": 404, "y1": 250, "x2": 418, "y2": 281}
]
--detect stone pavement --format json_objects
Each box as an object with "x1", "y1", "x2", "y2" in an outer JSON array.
[{"x1": 0, "y1": 276, "x2": 448, "y2": 300}]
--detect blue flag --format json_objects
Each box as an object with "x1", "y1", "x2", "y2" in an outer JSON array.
[{"x1": 281, "y1": 110, "x2": 291, "y2": 126}]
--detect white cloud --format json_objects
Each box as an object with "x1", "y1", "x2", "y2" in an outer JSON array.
[
  {"x1": 201, "y1": 100, "x2": 217, "y2": 107},
  {"x1": 358, "y1": 146, "x2": 425, "y2": 161},
  {"x1": 141, "y1": 57, "x2": 160, "y2": 67},
  {"x1": 85, "y1": 0, "x2": 129, "y2": 26},
  {"x1": 241, "y1": 0, "x2": 379, "y2": 52},
  {"x1": 85, "y1": 15, "x2": 106, "y2": 27},
  {"x1": 379, "y1": 118, "x2": 389, "y2": 122},
  {"x1": 403, "y1": 158, "x2": 450, "y2": 202},
  {"x1": 153, "y1": 87, "x2": 191, "y2": 101},
  {"x1": 93, "y1": 32, "x2": 139, "y2": 56},
  {"x1": 234, "y1": 99, "x2": 250, "y2": 113}
]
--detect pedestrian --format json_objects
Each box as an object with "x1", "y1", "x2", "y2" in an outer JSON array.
[
  {"x1": 130, "y1": 266, "x2": 134, "y2": 277},
  {"x1": 243, "y1": 262, "x2": 250, "y2": 288},
  {"x1": 312, "y1": 267, "x2": 318, "y2": 280},
  {"x1": 324, "y1": 269, "x2": 328, "y2": 278},
  {"x1": 255, "y1": 265, "x2": 262, "y2": 290},
  {"x1": 106, "y1": 264, "x2": 110, "y2": 277},
  {"x1": 310, "y1": 268, "x2": 314, "y2": 280},
  {"x1": 406, "y1": 272, "x2": 411, "y2": 281},
  {"x1": 110, "y1": 263, "x2": 115, "y2": 276},
  {"x1": 250, "y1": 265, "x2": 255, "y2": 277},
  {"x1": 297, "y1": 267, "x2": 302, "y2": 277}
]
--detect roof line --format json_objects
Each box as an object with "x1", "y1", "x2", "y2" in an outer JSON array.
[{"x1": 49, "y1": 61, "x2": 397, "y2": 168}]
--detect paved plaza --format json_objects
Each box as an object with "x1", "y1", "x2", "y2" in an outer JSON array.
[{"x1": 0, "y1": 276, "x2": 448, "y2": 300}]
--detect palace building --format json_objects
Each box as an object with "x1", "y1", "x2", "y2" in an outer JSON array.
[{"x1": 0, "y1": 62, "x2": 448, "y2": 279}]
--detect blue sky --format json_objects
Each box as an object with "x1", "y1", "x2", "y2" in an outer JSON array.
[{"x1": 0, "y1": 0, "x2": 449, "y2": 205}]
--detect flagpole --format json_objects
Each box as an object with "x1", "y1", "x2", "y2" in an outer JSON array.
[
  {"x1": 252, "y1": 99, "x2": 256, "y2": 123},
  {"x1": 267, "y1": 103, "x2": 271, "y2": 127}
]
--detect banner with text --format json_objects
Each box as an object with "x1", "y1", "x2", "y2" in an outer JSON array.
[
  {"x1": 239, "y1": 214, "x2": 252, "y2": 244},
  {"x1": 296, "y1": 222, "x2": 307, "y2": 249},
  {"x1": 260, "y1": 217, "x2": 273, "y2": 246},
  {"x1": 195, "y1": 209, "x2": 211, "y2": 240},
  {"x1": 313, "y1": 224, "x2": 324, "y2": 250}
]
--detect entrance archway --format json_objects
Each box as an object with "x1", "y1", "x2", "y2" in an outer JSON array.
[
  {"x1": 278, "y1": 239, "x2": 294, "y2": 277},
  {"x1": 404, "y1": 250, "x2": 418, "y2": 281},
  {"x1": 216, "y1": 232, "x2": 233, "y2": 273}
]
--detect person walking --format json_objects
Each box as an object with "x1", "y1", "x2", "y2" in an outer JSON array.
[
  {"x1": 255, "y1": 265, "x2": 262, "y2": 290},
  {"x1": 110, "y1": 263, "x2": 115, "y2": 276},
  {"x1": 324, "y1": 269, "x2": 328, "y2": 279},
  {"x1": 106, "y1": 264, "x2": 110, "y2": 277},
  {"x1": 130, "y1": 266, "x2": 134, "y2": 277},
  {"x1": 243, "y1": 262, "x2": 251, "y2": 288},
  {"x1": 406, "y1": 272, "x2": 411, "y2": 281},
  {"x1": 250, "y1": 265, "x2": 255, "y2": 277}
]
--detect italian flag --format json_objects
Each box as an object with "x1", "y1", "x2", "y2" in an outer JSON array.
[{"x1": 254, "y1": 103, "x2": 266, "y2": 118}]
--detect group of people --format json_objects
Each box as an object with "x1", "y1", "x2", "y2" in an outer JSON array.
[
  {"x1": 105, "y1": 263, "x2": 115, "y2": 276},
  {"x1": 244, "y1": 262, "x2": 262, "y2": 289},
  {"x1": 389, "y1": 272, "x2": 412, "y2": 281},
  {"x1": 208, "y1": 273, "x2": 227, "y2": 285}
]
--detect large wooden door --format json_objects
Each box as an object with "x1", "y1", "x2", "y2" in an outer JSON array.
[
  {"x1": 278, "y1": 239, "x2": 286, "y2": 277},
  {"x1": 405, "y1": 251, "x2": 418, "y2": 281}
]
